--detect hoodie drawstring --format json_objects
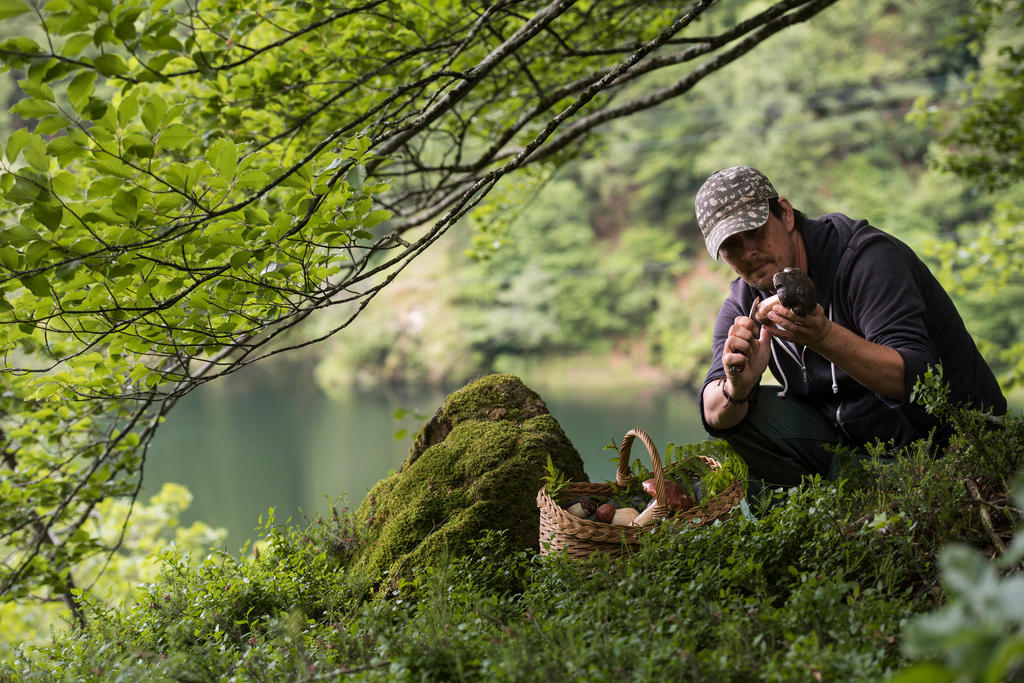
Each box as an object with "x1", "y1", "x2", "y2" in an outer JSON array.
[
  {"x1": 829, "y1": 303, "x2": 839, "y2": 395},
  {"x1": 770, "y1": 303, "x2": 839, "y2": 396},
  {"x1": 771, "y1": 340, "x2": 789, "y2": 397}
]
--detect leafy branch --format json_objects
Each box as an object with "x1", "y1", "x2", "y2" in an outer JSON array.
[{"x1": 0, "y1": 0, "x2": 839, "y2": 605}]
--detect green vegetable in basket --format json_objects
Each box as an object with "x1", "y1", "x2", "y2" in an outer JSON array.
[
  {"x1": 542, "y1": 454, "x2": 572, "y2": 499},
  {"x1": 661, "y1": 442, "x2": 712, "y2": 502},
  {"x1": 702, "y1": 448, "x2": 749, "y2": 499},
  {"x1": 663, "y1": 440, "x2": 748, "y2": 502}
]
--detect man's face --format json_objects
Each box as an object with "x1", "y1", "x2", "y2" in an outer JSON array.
[{"x1": 717, "y1": 204, "x2": 797, "y2": 292}]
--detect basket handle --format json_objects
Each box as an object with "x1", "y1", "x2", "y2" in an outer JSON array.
[{"x1": 616, "y1": 428, "x2": 666, "y2": 506}]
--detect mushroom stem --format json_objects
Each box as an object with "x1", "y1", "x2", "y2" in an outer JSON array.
[{"x1": 755, "y1": 294, "x2": 781, "y2": 322}]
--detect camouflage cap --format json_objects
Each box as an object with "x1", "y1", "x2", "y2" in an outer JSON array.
[{"x1": 694, "y1": 166, "x2": 778, "y2": 259}]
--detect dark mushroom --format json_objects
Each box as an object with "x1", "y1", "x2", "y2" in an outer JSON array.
[{"x1": 756, "y1": 267, "x2": 817, "y2": 321}]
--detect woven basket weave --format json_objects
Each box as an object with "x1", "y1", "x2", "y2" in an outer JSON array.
[{"x1": 536, "y1": 428, "x2": 745, "y2": 559}]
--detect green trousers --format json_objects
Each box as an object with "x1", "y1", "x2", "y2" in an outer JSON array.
[{"x1": 720, "y1": 386, "x2": 850, "y2": 489}]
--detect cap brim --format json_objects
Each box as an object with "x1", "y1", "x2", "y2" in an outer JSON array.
[{"x1": 705, "y1": 201, "x2": 770, "y2": 259}]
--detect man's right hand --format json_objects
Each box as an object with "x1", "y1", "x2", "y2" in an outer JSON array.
[
  {"x1": 702, "y1": 313, "x2": 773, "y2": 431},
  {"x1": 722, "y1": 313, "x2": 772, "y2": 395}
]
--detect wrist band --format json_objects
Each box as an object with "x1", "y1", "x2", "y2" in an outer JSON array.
[{"x1": 720, "y1": 378, "x2": 756, "y2": 405}]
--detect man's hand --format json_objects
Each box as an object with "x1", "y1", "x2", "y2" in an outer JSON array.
[
  {"x1": 762, "y1": 303, "x2": 831, "y2": 348},
  {"x1": 702, "y1": 312, "x2": 772, "y2": 431},
  {"x1": 722, "y1": 312, "x2": 772, "y2": 398}
]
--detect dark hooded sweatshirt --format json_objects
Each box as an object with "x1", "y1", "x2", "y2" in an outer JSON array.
[{"x1": 700, "y1": 213, "x2": 1006, "y2": 448}]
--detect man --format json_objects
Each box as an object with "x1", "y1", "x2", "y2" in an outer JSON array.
[{"x1": 694, "y1": 165, "x2": 1006, "y2": 488}]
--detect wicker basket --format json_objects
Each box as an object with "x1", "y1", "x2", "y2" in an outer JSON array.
[{"x1": 536, "y1": 428, "x2": 745, "y2": 559}]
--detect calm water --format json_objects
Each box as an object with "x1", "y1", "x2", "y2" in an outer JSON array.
[{"x1": 144, "y1": 360, "x2": 706, "y2": 549}]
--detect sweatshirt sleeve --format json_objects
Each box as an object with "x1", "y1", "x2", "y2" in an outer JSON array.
[{"x1": 841, "y1": 239, "x2": 938, "y2": 402}]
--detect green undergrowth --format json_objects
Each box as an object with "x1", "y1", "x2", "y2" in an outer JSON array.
[{"x1": 4, "y1": 396, "x2": 1022, "y2": 681}]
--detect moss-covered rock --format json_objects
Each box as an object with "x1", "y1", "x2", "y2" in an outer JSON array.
[{"x1": 348, "y1": 374, "x2": 587, "y2": 591}]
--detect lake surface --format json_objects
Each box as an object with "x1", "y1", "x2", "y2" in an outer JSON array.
[{"x1": 143, "y1": 360, "x2": 706, "y2": 549}]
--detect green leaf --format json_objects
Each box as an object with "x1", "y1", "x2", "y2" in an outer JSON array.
[
  {"x1": 236, "y1": 169, "x2": 270, "y2": 190},
  {"x1": 18, "y1": 79, "x2": 55, "y2": 102},
  {"x1": 69, "y1": 237, "x2": 101, "y2": 254},
  {"x1": 2, "y1": 224, "x2": 40, "y2": 247},
  {"x1": 939, "y1": 544, "x2": 996, "y2": 599},
  {"x1": 20, "y1": 273, "x2": 50, "y2": 297},
  {"x1": 62, "y1": 34, "x2": 94, "y2": 57},
  {"x1": 118, "y1": 97, "x2": 140, "y2": 131},
  {"x1": 353, "y1": 197, "x2": 372, "y2": 217},
  {"x1": 50, "y1": 171, "x2": 76, "y2": 196},
  {"x1": 46, "y1": 136, "x2": 84, "y2": 166},
  {"x1": 0, "y1": 36, "x2": 41, "y2": 56},
  {"x1": 5, "y1": 128, "x2": 30, "y2": 163},
  {"x1": 30, "y1": 382, "x2": 61, "y2": 400},
  {"x1": 157, "y1": 123, "x2": 192, "y2": 150},
  {"x1": 82, "y1": 208, "x2": 121, "y2": 225},
  {"x1": 0, "y1": 0, "x2": 31, "y2": 21},
  {"x1": 208, "y1": 219, "x2": 245, "y2": 246},
  {"x1": 87, "y1": 175, "x2": 123, "y2": 200},
  {"x1": 277, "y1": 170, "x2": 308, "y2": 190},
  {"x1": 111, "y1": 189, "x2": 139, "y2": 221},
  {"x1": 207, "y1": 139, "x2": 237, "y2": 179},
  {"x1": 84, "y1": 96, "x2": 108, "y2": 121},
  {"x1": 114, "y1": 10, "x2": 141, "y2": 40},
  {"x1": 89, "y1": 155, "x2": 134, "y2": 178},
  {"x1": 347, "y1": 164, "x2": 366, "y2": 192},
  {"x1": 31, "y1": 200, "x2": 63, "y2": 230},
  {"x1": 364, "y1": 208, "x2": 392, "y2": 229},
  {"x1": 141, "y1": 96, "x2": 167, "y2": 134},
  {"x1": 22, "y1": 135, "x2": 51, "y2": 173},
  {"x1": 124, "y1": 134, "x2": 154, "y2": 159},
  {"x1": 229, "y1": 251, "x2": 249, "y2": 269},
  {"x1": 25, "y1": 239, "x2": 51, "y2": 266},
  {"x1": 93, "y1": 53, "x2": 128, "y2": 77},
  {"x1": 4, "y1": 175, "x2": 42, "y2": 205},
  {"x1": 141, "y1": 52, "x2": 177, "y2": 74},
  {"x1": 55, "y1": 259, "x2": 82, "y2": 281},
  {"x1": 164, "y1": 161, "x2": 190, "y2": 189},
  {"x1": 34, "y1": 116, "x2": 69, "y2": 136},
  {"x1": 10, "y1": 98, "x2": 59, "y2": 119},
  {"x1": 243, "y1": 206, "x2": 270, "y2": 225},
  {"x1": 65, "y1": 70, "x2": 96, "y2": 114},
  {"x1": 92, "y1": 23, "x2": 114, "y2": 47},
  {"x1": 986, "y1": 635, "x2": 1024, "y2": 683},
  {"x1": 0, "y1": 246, "x2": 21, "y2": 269}
]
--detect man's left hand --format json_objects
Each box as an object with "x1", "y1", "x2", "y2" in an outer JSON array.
[{"x1": 763, "y1": 303, "x2": 832, "y2": 349}]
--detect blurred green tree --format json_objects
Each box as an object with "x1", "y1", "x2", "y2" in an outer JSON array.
[{"x1": 911, "y1": 0, "x2": 1024, "y2": 388}]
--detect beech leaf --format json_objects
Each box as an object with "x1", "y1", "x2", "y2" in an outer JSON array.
[{"x1": 0, "y1": 0, "x2": 31, "y2": 21}]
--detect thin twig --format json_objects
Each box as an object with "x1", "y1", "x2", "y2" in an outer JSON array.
[{"x1": 964, "y1": 478, "x2": 1007, "y2": 554}]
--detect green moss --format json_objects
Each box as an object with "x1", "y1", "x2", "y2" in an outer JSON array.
[{"x1": 349, "y1": 375, "x2": 586, "y2": 591}]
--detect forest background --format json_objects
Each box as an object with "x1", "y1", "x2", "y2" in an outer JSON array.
[
  {"x1": 266, "y1": 0, "x2": 1024, "y2": 398},
  {"x1": 3, "y1": 0, "x2": 1023, "y2": 400},
  {"x1": 2, "y1": 0, "x2": 1024, "y2": 675}
]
